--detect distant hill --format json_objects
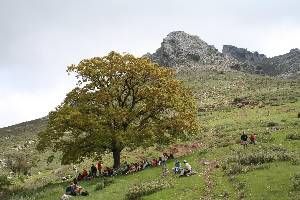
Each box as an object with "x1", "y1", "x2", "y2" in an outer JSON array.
[{"x1": 0, "y1": 117, "x2": 48, "y2": 136}]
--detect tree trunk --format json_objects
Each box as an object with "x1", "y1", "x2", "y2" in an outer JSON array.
[{"x1": 112, "y1": 149, "x2": 121, "y2": 169}]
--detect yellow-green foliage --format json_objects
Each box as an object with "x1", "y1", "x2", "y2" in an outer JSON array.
[{"x1": 37, "y1": 52, "x2": 198, "y2": 167}]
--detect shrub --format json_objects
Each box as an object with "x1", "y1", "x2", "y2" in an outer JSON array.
[
  {"x1": 125, "y1": 179, "x2": 172, "y2": 200},
  {"x1": 259, "y1": 131, "x2": 275, "y2": 143},
  {"x1": 4, "y1": 151, "x2": 36, "y2": 176},
  {"x1": 0, "y1": 174, "x2": 11, "y2": 191},
  {"x1": 286, "y1": 133, "x2": 300, "y2": 140},
  {"x1": 266, "y1": 122, "x2": 278, "y2": 127},
  {"x1": 222, "y1": 146, "x2": 293, "y2": 175},
  {"x1": 103, "y1": 177, "x2": 113, "y2": 187},
  {"x1": 95, "y1": 177, "x2": 113, "y2": 191},
  {"x1": 95, "y1": 182, "x2": 105, "y2": 191},
  {"x1": 292, "y1": 173, "x2": 300, "y2": 190}
]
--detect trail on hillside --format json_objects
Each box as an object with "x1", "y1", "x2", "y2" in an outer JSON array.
[{"x1": 200, "y1": 160, "x2": 219, "y2": 200}]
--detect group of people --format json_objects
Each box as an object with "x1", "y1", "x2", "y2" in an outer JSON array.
[
  {"x1": 75, "y1": 163, "x2": 102, "y2": 181},
  {"x1": 172, "y1": 159, "x2": 194, "y2": 177},
  {"x1": 61, "y1": 153, "x2": 191, "y2": 199},
  {"x1": 72, "y1": 153, "x2": 175, "y2": 182},
  {"x1": 240, "y1": 131, "x2": 257, "y2": 149},
  {"x1": 120, "y1": 153, "x2": 174, "y2": 175}
]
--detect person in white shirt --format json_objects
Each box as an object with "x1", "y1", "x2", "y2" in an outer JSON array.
[{"x1": 180, "y1": 160, "x2": 192, "y2": 176}]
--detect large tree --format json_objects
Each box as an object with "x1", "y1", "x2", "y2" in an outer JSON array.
[{"x1": 37, "y1": 51, "x2": 198, "y2": 168}]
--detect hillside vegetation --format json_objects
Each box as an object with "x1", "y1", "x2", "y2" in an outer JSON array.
[{"x1": 0, "y1": 70, "x2": 300, "y2": 200}]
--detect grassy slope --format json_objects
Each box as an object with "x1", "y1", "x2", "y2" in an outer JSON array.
[{"x1": 1, "y1": 70, "x2": 300, "y2": 200}]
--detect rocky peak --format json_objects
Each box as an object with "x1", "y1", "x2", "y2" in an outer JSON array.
[
  {"x1": 222, "y1": 45, "x2": 300, "y2": 78},
  {"x1": 222, "y1": 45, "x2": 267, "y2": 64},
  {"x1": 263, "y1": 48, "x2": 300, "y2": 78},
  {"x1": 146, "y1": 31, "x2": 299, "y2": 78},
  {"x1": 146, "y1": 31, "x2": 235, "y2": 70},
  {"x1": 289, "y1": 48, "x2": 300, "y2": 53}
]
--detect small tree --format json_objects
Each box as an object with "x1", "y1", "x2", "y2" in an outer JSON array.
[
  {"x1": 37, "y1": 51, "x2": 198, "y2": 168},
  {"x1": 4, "y1": 151, "x2": 35, "y2": 176}
]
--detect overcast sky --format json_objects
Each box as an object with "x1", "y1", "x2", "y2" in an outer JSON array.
[{"x1": 0, "y1": 0, "x2": 300, "y2": 128}]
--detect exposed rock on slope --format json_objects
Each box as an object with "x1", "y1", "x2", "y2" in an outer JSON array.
[
  {"x1": 222, "y1": 45, "x2": 267, "y2": 65},
  {"x1": 145, "y1": 31, "x2": 246, "y2": 71},
  {"x1": 223, "y1": 45, "x2": 300, "y2": 78},
  {"x1": 260, "y1": 48, "x2": 300, "y2": 78},
  {"x1": 146, "y1": 31, "x2": 300, "y2": 78}
]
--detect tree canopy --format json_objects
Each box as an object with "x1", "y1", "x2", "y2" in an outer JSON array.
[{"x1": 37, "y1": 51, "x2": 198, "y2": 168}]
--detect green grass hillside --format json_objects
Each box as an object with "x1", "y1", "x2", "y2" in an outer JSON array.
[{"x1": 1, "y1": 70, "x2": 300, "y2": 200}]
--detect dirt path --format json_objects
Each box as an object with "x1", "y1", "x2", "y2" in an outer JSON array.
[{"x1": 201, "y1": 160, "x2": 218, "y2": 200}]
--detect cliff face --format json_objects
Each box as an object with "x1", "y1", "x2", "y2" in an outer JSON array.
[
  {"x1": 261, "y1": 48, "x2": 300, "y2": 78},
  {"x1": 222, "y1": 45, "x2": 267, "y2": 64},
  {"x1": 222, "y1": 45, "x2": 300, "y2": 78}
]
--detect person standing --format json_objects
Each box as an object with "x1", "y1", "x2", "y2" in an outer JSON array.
[
  {"x1": 241, "y1": 131, "x2": 248, "y2": 149},
  {"x1": 161, "y1": 154, "x2": 168, "y2": 176},
  {"x1": 97, "y1": 162, "x2": 102, "y2": 176},
  {"x1": 91, "y1": 164, "x2": 97, "y2": 178}
]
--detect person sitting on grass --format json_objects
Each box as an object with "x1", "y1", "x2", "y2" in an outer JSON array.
[
  {"x1": 87, "y1": 170, "x2": 93, "y2": 180},
  {"x1": 152, "y1": 158, "x2": 158, "y2": 167},
  {"x1": 142, "y1": 160, "x2": 150, "y2": 169},
  {"x1": 65, "y1": 182, "x2": 77, "y2": 196},
  {"x1": 173, "y1": 160, "x2": 181, "y2": 174},
  {"x1": 75, "y1": 186, "x2": 89, "y2": 196},
  {"x1": 82, "y1": 168, "x2": 88, "y2": 180},
  {"x1": 180, "y1": 160, "x2": 192, "y2": 177},
  {"x1": 163, "y1": 153, "x2": 169, "y2": 160},
  {"x1": 250, "y1": 134, "x2": 257, "y2": 145},
  {"x1": 77, "y1": 173, "x2": 83, "y2": 181},
  {"x1": 240, "y1": 131, "x2": 248, "y2": 149},
  {"x1": 158, "y1": 157, "x2": 162, "y2": 166},
  {"x1": 168, "y1": 153, "x2": 174, "y2": 159},
  {"x1": 103, "y1": 167, "x2": 114, "y2": 176}
]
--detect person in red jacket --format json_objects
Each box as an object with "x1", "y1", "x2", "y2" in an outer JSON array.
[
  {"x1": 250, "y1": 134, "x2": 257, "y2": 144},
  {"x1": 82, "y1": 169, "x2": 88, "y2": 180}
]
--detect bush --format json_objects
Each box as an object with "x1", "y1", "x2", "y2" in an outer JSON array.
[
  {"x1": 95, "y1": 177, "x2": 113, "y2": 191},
  {"x1": 0, "y1": 174, "x2": 11, "y2": 191},
  {"x1": 260, "y1": 131, "x2": 275, "y2": 143},
  {"x1": 222, "y1": 146, "x2": 293, "y2": 175},
  {"x1": 103, "y1": 177, "x2": 114, "y2": 186},
  {"x1": 125, "y1": 179, "x2": 172, "y2": 200},
  {"x1": 266, "y1": 122, "x2": 278, "y2": 127},
  {"x1": 292, "y1": 173, "x2": 300, "y2": 190},
  {"x1": 95, "y1": 182, "x2": 105, "y2": 191},
  {"x1": 286, "y1": 133, "x2": 300, "y2": 140},
  {"x1": 4, "y1": 151, "x2": 36, "y2": 176}
]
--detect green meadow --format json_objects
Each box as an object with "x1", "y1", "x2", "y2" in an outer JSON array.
[{"x1": 1, "y1": 70, "x2": 300, "y2": 200}]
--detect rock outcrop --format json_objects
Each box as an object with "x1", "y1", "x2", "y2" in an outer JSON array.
[
  {"x1": 146, "y1": 31, "x2": 300, "y2": 78},
  {"x1": 223, "y1": 45, "x2": 300, "y2": 78},
  {"x1": 222, "y1": 45, "x2": 267, "y2": 64},
  {"x1": 145, "y1": 31, "x2": 245, "y2": 71}
]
